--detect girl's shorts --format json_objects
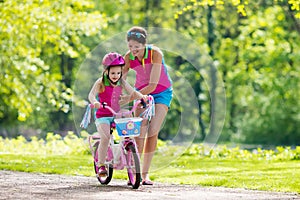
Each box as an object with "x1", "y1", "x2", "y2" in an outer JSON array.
[
  {"x1": 151, "y1": 87, "x2": 173, "y2": 108},
  {"x1": 95, "y1": 117, "x2": 114, "y2": 127}
]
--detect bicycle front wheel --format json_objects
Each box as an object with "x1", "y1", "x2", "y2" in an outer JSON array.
[
  {"x1": 93, "y1": 162, "x2": 113, "y2": 185},
  {"x1": 126, "y1": 144, "x2": 141, "y2": 189},
  {"x1": 93, "y1": 147, "x2": 113, "y2": 185}
]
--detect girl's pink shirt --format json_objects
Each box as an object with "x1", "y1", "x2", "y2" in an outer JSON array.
[{"x1": 96, "y1": 85, "x2": 122, "y2": 118}]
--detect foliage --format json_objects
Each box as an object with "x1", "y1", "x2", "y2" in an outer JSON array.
[
  {"x1": 1, "y1": 0, "x2": 300, "y2": 146},
  {"x1": 173, "y1": 0, "x2": 300, "y2": 19},
  {"x1": 1, "y1": 133, "x2": 299, "y2": 161},
  {"x1": 0, "y1": 132, "x2": 90, "y2": 155},
  {"x1": 171, "y1": 0, "x2": 300, "y2": 145},
  {"x1": 214, "y1": 4, "x2": 300, "y2": 144},
  {"x1": 183, "y1": 143, "x2": 300, "y2": 161},
  {"x1": 0, "y1": 0, "x2": 107, "y2": 130}
]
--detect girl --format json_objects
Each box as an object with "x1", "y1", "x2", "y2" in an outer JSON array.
[
  {"x1": 122, "y1": 26, "x2": 173, "y2": 185},
  {"x1": 88, "y1": 52, "x2": 146, "y2": 176}
]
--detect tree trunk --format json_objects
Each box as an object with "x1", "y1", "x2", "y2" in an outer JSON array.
[{"x1": 207, "y1": 5, "x2": 217, "y2": 141}]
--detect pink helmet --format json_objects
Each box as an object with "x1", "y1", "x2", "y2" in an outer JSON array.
[{"x1": 102, "y1": 52, "x2": 125, "y2": 69}]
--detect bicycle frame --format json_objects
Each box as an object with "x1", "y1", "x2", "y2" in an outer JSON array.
[
  {"x1": 87, "y1": 96, "x2": 154, "y2": 189},
  {"x1": 88, "y1": 132, "x2": 137, "y2": 170}
]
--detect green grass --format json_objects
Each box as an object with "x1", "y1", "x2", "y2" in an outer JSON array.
[
  {"x1": 152, "y1": 156, "x2": 300, "y2": 193},
  {"x1": 0, "y1": 132, "x2": 300, "y2": 194},
  {"x1": 0, "y1": 154, "x2": 93, "y2": 176},
  {"x1": 1, "y1": 153, "x2": 299, "y2": 193}
]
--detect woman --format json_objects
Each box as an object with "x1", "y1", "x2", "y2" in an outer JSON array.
[{"x1": 122, "y1": 26, "x2": 173, "y2": 185}]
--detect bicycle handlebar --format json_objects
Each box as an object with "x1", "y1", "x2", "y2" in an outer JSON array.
[
  {"x1": 80, "y1": 96, "x2": 154, "y2": 129},
  {"x1": 90, "y1": 96, "x2": 153, "y2": 118}
]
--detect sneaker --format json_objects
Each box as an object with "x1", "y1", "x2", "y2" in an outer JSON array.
[{"x1": 98, "y1": 165, "x2": 107, "y2": 177}]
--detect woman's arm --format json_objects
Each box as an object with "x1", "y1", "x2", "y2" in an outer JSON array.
[
  {"x1": 139, "y1": 47, "x2": 162, "y2": 95},
  {"x1": 122, "y1": 51, "x2": 131, "y2": 80},
  {"x1": 120, "y1": 78, "x2": 146, "y2": 105}
]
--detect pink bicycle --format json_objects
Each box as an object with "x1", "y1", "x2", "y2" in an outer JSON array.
[{"x1": 86, "y1": 96, "x2": 154, "y2": 189}]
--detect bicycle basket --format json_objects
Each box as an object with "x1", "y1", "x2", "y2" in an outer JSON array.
[{"x1": 114, "y1": 117, "x2": 143, "y2": 137}]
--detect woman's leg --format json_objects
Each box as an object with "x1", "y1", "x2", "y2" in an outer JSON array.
[
  {"x1": 135, "y1": 108, "x2": 148, "y2": 159},
  {"x1": 142, "y1": 104, "x2": 168, "y2": 181}
]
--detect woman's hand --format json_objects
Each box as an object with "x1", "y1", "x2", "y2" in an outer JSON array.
[
  {"x1": 141, "y1": 95, "x2": 148, "y2": 103},
  {"x1": 119, "y1": 93, "x2": 148, "y2": 106},
  {"x1": 119, "y1": 94, "x2": 131, "y2": 106}
]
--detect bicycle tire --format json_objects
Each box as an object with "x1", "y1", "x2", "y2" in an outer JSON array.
[
  {"x1": 93, "y1": 162, "x2": 113, "y2": 185},
  {"x1": 93, "y1": 146, "x2": 113, "y2": 185},
  {"x1": 126, "y1": 144, "x2": 141, "y2": 189}
]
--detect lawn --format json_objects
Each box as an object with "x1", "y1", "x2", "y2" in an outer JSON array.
[
  {"x1": 153, "y1": 156, "x2": 300, "y2": 193},
  {"x1": 0, "y1": 132, "x2": 299, "y2": 194}
]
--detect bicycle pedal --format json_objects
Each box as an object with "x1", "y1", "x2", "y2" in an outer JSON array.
[{"x1": 96, "y1": 173, "x2": 108, "y2": 178}]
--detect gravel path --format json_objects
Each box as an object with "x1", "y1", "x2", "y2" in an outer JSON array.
[{"x1": 0, "y1": 170, "x2": 299, "y2": 200}]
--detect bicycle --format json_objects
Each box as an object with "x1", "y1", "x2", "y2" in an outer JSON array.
[{"x1": 85, "y1": 96, "x2": 154, "y2": 189}]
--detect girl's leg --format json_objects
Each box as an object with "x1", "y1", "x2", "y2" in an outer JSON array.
[
  {"x1": 142, "y1": 104, "x2": 168, "y2": 181},
  {"x1": 97, "y1": 123, "x2": 111, "y2": 166}
]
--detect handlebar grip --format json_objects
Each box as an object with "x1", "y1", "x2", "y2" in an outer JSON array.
[
  {"x1": 90, "y1": 102, "x2": 106, "y2": 109},
  {"x1": 102, "y1": 102, "x2": 107, "y2": 108},
  {"x1": 141, "y1": 98, "x2": 147, "y2": 108}
]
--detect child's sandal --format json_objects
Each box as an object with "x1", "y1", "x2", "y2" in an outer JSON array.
[{"x1": 142, "y1": 180, "x2": 153, "y2": 185}]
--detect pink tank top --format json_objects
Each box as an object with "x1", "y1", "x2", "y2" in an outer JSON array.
[
  {"x1": 129, "y1": 45, "x2": 172, "y2": 94},
  {"x1": 95, "y1": 84, "x2": 122, "y2": 118}
]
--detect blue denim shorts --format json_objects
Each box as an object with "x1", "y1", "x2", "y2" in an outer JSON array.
[
  {"x1": 95, "y1": 117, "x2": 114, "y2": 127},
  {"x1": 151, "y1": 87, "x2": 173, "y2": 108}
]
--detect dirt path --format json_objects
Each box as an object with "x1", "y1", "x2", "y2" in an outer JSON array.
[{"x1": 1, "y1": 170, "x2": 299, "y2": 200}]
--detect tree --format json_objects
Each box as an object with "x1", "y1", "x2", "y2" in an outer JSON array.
[
  {"x1": 0, "y1": 0, "x2": 107, "y2": 136},
  {"x1": 172, "y1": 0, "x2": 300, "y2": 145},
  {"x1": 226, "y1": 4, "x2": 300, "y2": 144}
]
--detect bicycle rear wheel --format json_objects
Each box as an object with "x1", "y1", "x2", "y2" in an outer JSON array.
[
  {"x1": 93, "y1": 146, "x2": 113, "y2": 185},
  {"x1": 125, "y1": 144, "x2": 141, "y2": 189}
]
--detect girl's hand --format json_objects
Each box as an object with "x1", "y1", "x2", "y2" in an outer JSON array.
[{"x1": 94, "y1": 102, "x2": 100, "y2": 109}]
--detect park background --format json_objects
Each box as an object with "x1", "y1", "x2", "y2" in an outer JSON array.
[
  {"x1": 1, "y1": 0, "x2": 300, "y2": 193},
  {"x1": 1, "y1": 0, "x2": 299, "y2": 145}
]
